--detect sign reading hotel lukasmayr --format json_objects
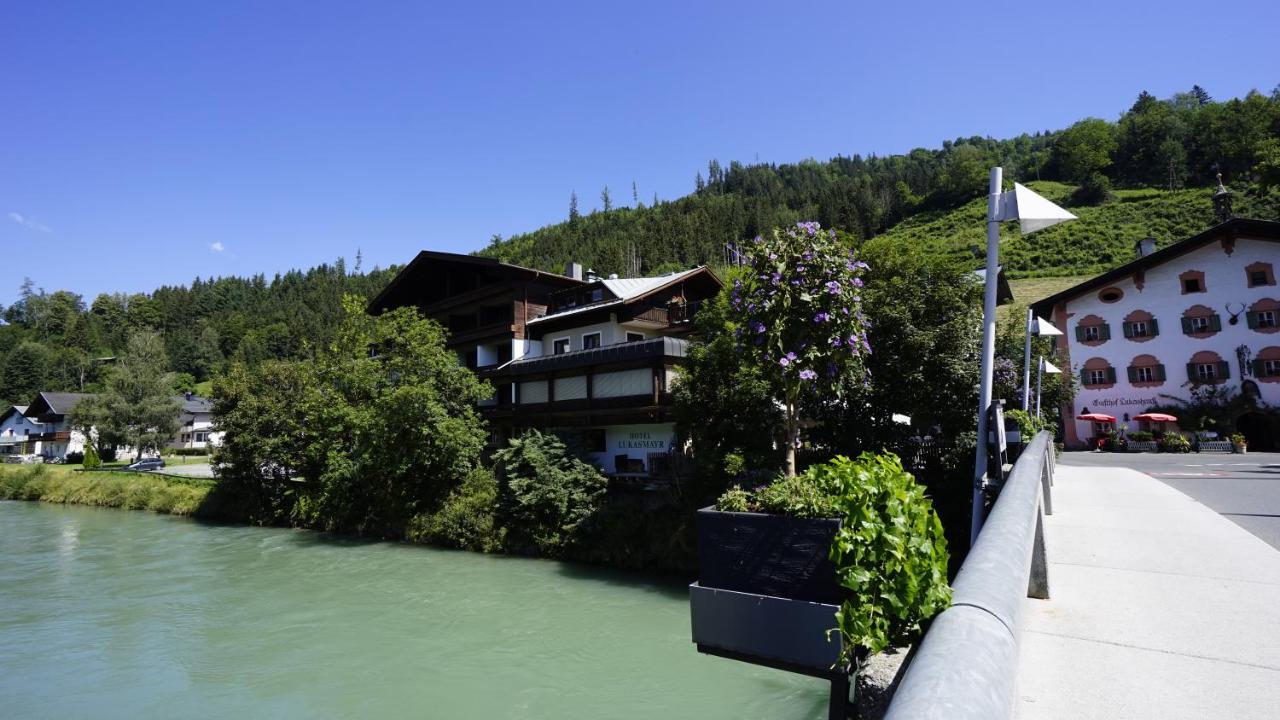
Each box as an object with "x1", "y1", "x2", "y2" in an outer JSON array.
[{"x1": 618, "y1": 432, "x2": 665, "y2": 449}]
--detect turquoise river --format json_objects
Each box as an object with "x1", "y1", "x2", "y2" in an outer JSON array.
[{"x1": 0, "y1": 501, "x2": 829, "y2": 719}]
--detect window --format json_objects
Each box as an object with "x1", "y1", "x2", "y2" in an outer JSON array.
[
  {"x1": 1183, "y1": 277, "x2": 1202, "y2": 293},
  {"x1": 1196, "y1": 363, "x2": 1217, "y2": 382},
  {"x1": 1135, "y1": 366, "x2": 1154, "y2": 383},
  {"x1": 552, "y1": 337, "x2": 571, "y2": 355},
  {"x1": 1248, "y1": 263, "x2": 1275, "y2": 287},
  {"x1": 626, "y1": 332, "x2": 645, "y2": 343},
  {"x1": 581, "y1": 332, "x2": 602, "y2": 350},
  {"x1": 1099, "y1": 288, "x2": 1123, "y2": 303},
  {"x1": 1130, "y1": 321, "x2": 1148, "y2": 338},
  {"x1": 1191, "y1": 316, "x2": 1210, "y2": 333},
  {"x1": 1083, "y1": 326, "x2": 1100, "y2": 342},
  {"x1": 1258, "y1": 311, "x2": 1277, "y2": 329},
  {"x1": 1088, "y1": 369, "x2": 1107, "y2": 385},
  {"x1": 1264, "y1": 360, "x2": 1280, "y2": 378},
  {"x1": 1252, "y1": 270, "x2": 1270, "y2": 287},
  {"x1": 195, "y1": 432, "x2": 209, "y2": 443}
]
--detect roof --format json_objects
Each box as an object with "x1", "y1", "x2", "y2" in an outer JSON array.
[
  {"x1": 1, "y1": 405, "x2": 30, "y2": 423},
  {"x1": 491, "y1": 336, "x2": 689, "y2": 375},
  {"x1": 177, "y1": 395, "x2": 214, "y2": 414},
  {"x1": 1029, "y1": 218, "x2": 1280, "y2": 316},
  {"x1": 367, "y1": 250, "x2": 584, "y2": 314},
  {"x1": 24, "y1": 392, "x2": 93, "y2": 419},
  {"x1": 528, "y1": 267, "x2": 717, "y2": 326}
]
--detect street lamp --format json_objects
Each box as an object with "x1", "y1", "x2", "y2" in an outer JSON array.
[
  {"x1": 1036, "y1": 357, "x2": 1061, "y2": 419},
  {"x1": 972, "y1": 170, "x2": 1076, "y2": 545},
  {"x1": 1022, "y1": 313, "x2": 1063, "y2": 410}
]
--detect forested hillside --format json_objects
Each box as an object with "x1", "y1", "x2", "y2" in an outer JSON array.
[
  {"x1": 3, "y1": 85, "x2": 1279, "y2": 407},
  {"x1": 479, "y1": 86, "x2": 1280, "y2": 276}
]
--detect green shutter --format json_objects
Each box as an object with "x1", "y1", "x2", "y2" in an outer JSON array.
[
  {"x1": 1100, "y1": 323, "x2": 1111, "y2": 341},
  {"x1": 1247, "y1": 311, "x2": 1259, "y2": 330},
  {"x1": 1149, "y1": 318, "x2": 1159, "y2": 336},
  {"x1": 1106, "y1": 367, "x2": 1117, "y2": 383},
  {"x1": 1075, "y1": 326, "x2": 1085, "y2": 342},
  {"x1": 1186, "y1": 362, "x2": 1197, "y2": 381},
  {"x1": 1181, "y1": 317, "x2": 1194, "y2": 335},
  {"x1": 1156, "y1": 364, "x2": 1166, "y2": 381},
  {"x1": 1209, "y1": 314, "x2": 1222, "y2": 332},
  {"x1": 1123, "y1": 322, "x2": 1134, "y2": 338},
  {"x1": 1127, "y1": 366, "x2": 1138, "y2": 382},
  {"x1": 1217, "y1": 361, "x2": 1231, "y2": 379},
  {"x1": 1253, "y1": 359, "x2": 1263, "y2": 377},
  {"x1": 1080, "y1": 369, "x2": 1090, "y2": 386}
]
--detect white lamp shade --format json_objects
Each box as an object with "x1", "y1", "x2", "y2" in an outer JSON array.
[
  {"x1": 1040, "y1": 358, "x2": 1062, "y2": 374},
  {"x1": 995, "y1": 183, "x2": 1077, "y2": 234},
  {"x1": 1033, "y1": 316, "x2": 1063, "y2": 336}
]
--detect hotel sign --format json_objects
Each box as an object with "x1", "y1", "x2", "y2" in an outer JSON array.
[{"x1": 617, "y1": 431, "x2": 666, "y2": 450}]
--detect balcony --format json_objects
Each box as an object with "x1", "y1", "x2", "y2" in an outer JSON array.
[{"x1": 31, "y1": 431, "x2": 71, "y2": 442}]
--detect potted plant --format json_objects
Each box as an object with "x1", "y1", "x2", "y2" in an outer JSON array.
[
  {"x1": 695, "y1": 453, "x2": 952, "y2": 666},
  {"x1": 1230, "y1": 433, "x2": 1248, "y2": 454}
]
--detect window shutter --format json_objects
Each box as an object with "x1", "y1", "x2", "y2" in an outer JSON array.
[
  {"x1": 1247, "y1": 311, "x2": 1259, "y2": 329},
  {"x1": 1100, "y1": 323, "x2": 1111, "y2": 341},
  {"x1": 1217, "y1": 361, "x2": 1231, "y2": 379},
  {"x1": 1149, "y1": 318, "x2": 1159, "y2": 336},
  {"x1": 1075, "y1": 326, "x2": 1085, "y2": 342},
  {"x1": 1181, "y1": 317, "x2": 1194, "y2": 335},
  {"x1": 1186, "y1": 363, "x2": 1197, "y2": 381},
  {"x1": 1106, "y1": 367, "x2": 1117, "y2": 383},
  {"x1": 1209, "y1": 314, "x2": 1222, "y2": 332},
  {"x1": 1123, "y1": 322, "x2": 1134, "y2": 338},
  {"x1": 1080, "y1": 369, "x2": 1090, "y2": 386},
  {"x1": 1156, "y1": 364, "x2": 1166, "y2": 381},
  {"x1": 1253, "y1": 359, "x2": 1263, "y2": 377},
  {"x1": 1127, "y1": 366, "x2": 1138, "y2": 383}
]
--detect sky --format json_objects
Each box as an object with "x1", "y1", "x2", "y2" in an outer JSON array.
[{"x1": 3, "y1": 0, "x2": 1278, "y2": 305}]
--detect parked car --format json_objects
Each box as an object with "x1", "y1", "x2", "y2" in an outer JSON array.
[{"x1": 125, "y1": 458, "x2": 166, "y2": 472}]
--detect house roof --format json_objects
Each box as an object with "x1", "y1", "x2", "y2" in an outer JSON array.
[
  {"x1": 24, "y1": 392, "x2": 93, "y2": 419},
  {"x1": 1, "y1": 405, "x2": 30, "y2": 424},
  {"x1": 177, "y1": 395, "x2": 214, "y2": 414},
  {"x1": 490, "y1": 336, "x2": 690, "y2": 376},
  {"x1": 527, "y1": 267, "x2": 718, "y2": 326},
  {"x1": 1029, "y1": 218, "x2": 1280, "y2": 316},
  {"x1": 367, "y1": 250, "x2": 585, "y2": 314}
]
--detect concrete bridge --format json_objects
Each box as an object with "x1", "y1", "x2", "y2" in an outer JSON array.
[{"x1": 884, "y1": 438, "x2": 1280, "y2": 719}]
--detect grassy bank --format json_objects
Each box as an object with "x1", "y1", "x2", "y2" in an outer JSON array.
[{"x1": 0, "y1": 464, "x2": 213, "y2": 516}]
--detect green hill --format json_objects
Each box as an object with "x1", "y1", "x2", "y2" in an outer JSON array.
[{"x1": 878, "y1": 181, "x2": 1280, "y2": 279}]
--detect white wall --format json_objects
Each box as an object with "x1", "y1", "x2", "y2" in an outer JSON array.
[
  {"x1": 1061, "y1": 236, "x2": 1280, "y2": 439},
  {"x1": 588, "y1": 422, "x2": 677, "y2": 473}
]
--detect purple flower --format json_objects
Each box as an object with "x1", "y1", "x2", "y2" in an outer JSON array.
[
  {"x1": 813, "y1": 312, "x2": 830, "y2": 323},
  {"x1": 770, "y1": 271, "x2": 782, "y2": 285},
  {"x1": 852, "y1": 277, "x2": 864, "y2": 288},
  {"x1": 779, "y1": 351, "x2": 798, "y2": 368},
  {"x1": 831, "y1": 336, "x2": 843, "y2": 347},
  {"x1": 825, "y1": 280, "x2": 841, "y2": 294},
  {"x1": 799, "y1": 369, "x2": 817, "y2": 380},
  {"x1": 752, "y1": 321, "x2": 766, "y2": 334}
]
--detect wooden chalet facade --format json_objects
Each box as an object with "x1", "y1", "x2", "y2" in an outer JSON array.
[{"x1": 370, "y1": 253, "x2": 723, "y2": 477}]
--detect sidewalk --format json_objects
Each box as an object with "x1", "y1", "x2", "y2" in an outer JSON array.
[{"x1": 1014, "y1": 463, "x2": 1280, "y2": 719}]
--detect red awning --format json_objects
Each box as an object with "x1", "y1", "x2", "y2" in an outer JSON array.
[
  {"x1": 1076, "y1": 413, "x2": 1116, "y2": 422},
  {"x1": 1133, "y1": 412, "x2": 1178, "y2": 423}
]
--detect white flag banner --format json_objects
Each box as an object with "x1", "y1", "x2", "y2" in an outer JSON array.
[
  {"x1": 1041, "y1": 358, "x2": 1062, "y2": 374},
  {"x1": 995, "y1": 182, "x2": 1077, "y2": 234}
]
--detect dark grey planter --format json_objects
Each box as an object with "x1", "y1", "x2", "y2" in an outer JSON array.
[{"x1": 695, "y1": 506, "x2": 843, "y2": 605}]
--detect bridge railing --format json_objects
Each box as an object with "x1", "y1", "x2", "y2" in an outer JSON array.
[{"x1": 883, "y1": 430, "x2": 1054, "y2": 720}]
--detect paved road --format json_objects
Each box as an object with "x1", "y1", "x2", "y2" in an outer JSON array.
[
  {"x1": 157, "y1": 462, "x2": 214, "y2": 479},
  {"x1": 1061, "y1": 451, "x2": 1280, "y2": 550}
]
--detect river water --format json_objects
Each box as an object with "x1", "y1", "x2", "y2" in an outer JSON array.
[{"x1": 0, "y1": 501, "x2": 828, "y2": 719}]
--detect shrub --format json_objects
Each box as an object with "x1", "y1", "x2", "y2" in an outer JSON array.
[
  {"x1": 409, "y1": 467, "x2": 503, "y2": 552},
  {"x1": 1127, "y1": 430, "x2": 1154, "y2": 442},
  {"x1": 1160, "y1": 433, "x2": 1192, "y2": 453},
  {"x1": 1230, "y1": 433, "x2": 1247, "y2": 446},
  {"x1": 82, "y1": 444, "x2": 101, "y2": 470},
  {"x1": 65, "y1": 452, "x2": 85, "y2": 465},
  {"x1": 714, "y1": 453, "x2": 951, "y2": 660},
  {"x1": 1071, "y1": 173, "x2": 1112, "y2": 206},
  {"x1": 494, "y1": 430, "x2": 608, "y2": 555}
]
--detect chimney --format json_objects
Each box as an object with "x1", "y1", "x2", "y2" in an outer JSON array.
[
  {"x1": 1135, "y1": 236, "x2": 1157, "y2": 258},
  {"x1": 565, "y1": 262, "x2": 583, "y2": 281},
  {"x1": 585, "y1": 268, "x2": 598, "y2": 282}
]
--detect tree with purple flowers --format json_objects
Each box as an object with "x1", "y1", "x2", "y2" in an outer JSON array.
[{"x1": 729, "y1": 221, "x2": 871, "y2": 476}]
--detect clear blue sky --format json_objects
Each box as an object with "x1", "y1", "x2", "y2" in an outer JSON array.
[{"x1": 3, "y1": 0, "x2": 1277, "y2": 305}]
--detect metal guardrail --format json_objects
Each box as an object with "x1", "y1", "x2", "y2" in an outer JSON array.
[{"x1": 883, "y1": 430, "x2": 1054, "y2": 720}]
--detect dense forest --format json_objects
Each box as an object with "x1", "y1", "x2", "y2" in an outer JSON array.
[
  {"x1": 3, "y1": 85, "x2": 1279, "y2": 407},
  {"x1": 479, "y1": 86, "x2": 1280, "y2": 275}
]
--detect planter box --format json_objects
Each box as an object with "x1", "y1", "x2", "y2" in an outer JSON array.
[
  {"x1": 689, "y1": 582, "x2": 844, "y2": 674},
  {"x1": 696, "y1": 507, "x2": 843, "y2": 605}
]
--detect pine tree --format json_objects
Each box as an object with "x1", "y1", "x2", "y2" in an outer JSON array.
[
  {"x1": 569, "y1": 191, "x2": 580, "y2": 222},
  {"x1": 601, "y1": 186, "x2": 612, "y2": 212},
  {"x1": 631, "y1": 180, "x2": 639, "y2": 207}
]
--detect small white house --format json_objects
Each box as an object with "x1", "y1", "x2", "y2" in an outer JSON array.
[
  {"x1": 0, "y1": 405, "x2": 42, "y2": 456},
  {"x1": 22, "y1": 392, "x2": 91, "y2": 460},
  {"x1": 169, "y1": 394, "x2": 222, "y2": 450}
]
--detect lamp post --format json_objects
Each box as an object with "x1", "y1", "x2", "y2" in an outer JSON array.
[
  {"x1": 972, "y1": 171, "x2": 1076, "y2": 546},
  {"x1": 1036, "y1": 356, "x2": 1061, "y2": 419},
  {"x1": 1022, "y1": 313, "x2": 1063, "y2": 410}
]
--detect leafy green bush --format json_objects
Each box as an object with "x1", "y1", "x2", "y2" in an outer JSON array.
[
  {"x1": 494, "y1": 430, "x2": 608, "y2": 555},
  {"x1": 1005, "y1": 409, "x2": 1054, "y2": 439},
  {"x1": 820, "y1": 454, "x2": 951, "y2": 659},
  {"x1": 82, "y1": 444, "x2": 101, "y2": 470},
  {"x1": 714, "y1": 453, "x2": 951, "y2": 659},
  {"x1": 1159, "y1": 433, "x2": 1191, "y2": 453},
  {"x1": 409, "y1": 467, "x2": 503, "y2": 552},
  {"x1": 1127, "y1": 430, "x2": 1154, "y2": 442}
]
